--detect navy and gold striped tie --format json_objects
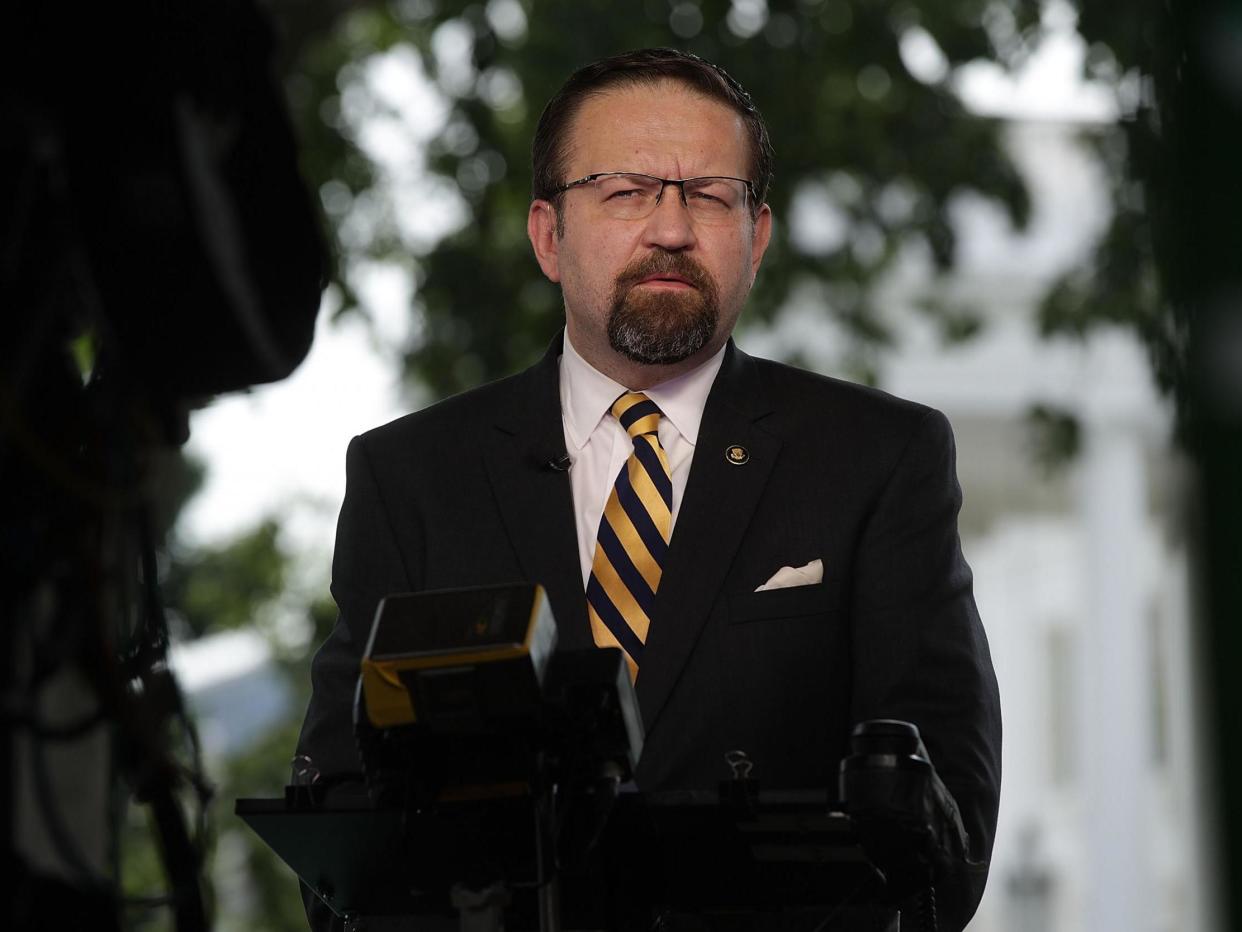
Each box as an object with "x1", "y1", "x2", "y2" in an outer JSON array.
[{"x1": 587, "y1": 392, "x2": 673, "y2": 681}]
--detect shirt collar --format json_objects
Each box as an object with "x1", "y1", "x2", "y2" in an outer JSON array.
[{"x1": 559, "y1": 331, "x2": 726, "y2": 450}]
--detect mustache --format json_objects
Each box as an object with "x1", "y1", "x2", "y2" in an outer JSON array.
[{"x1": 615, "y1": 251, "x2": 711, "y2": 292}]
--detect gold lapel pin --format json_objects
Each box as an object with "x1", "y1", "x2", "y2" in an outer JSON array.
[{"x1": 725, "y1": 444, "x2": 749, "y2": 465}]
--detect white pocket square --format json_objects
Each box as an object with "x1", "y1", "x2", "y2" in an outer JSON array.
[{"x1": 755, "y1": 558, "x2": 823, "y2": 591}]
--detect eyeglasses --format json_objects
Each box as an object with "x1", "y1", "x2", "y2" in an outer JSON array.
[{"x1": 553, "y1": 172, "x2": 756, "y2": 224}]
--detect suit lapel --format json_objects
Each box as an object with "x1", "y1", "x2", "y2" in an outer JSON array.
[
  {"x1": 636, "y1": 343, "x2": 780, "y2": 731},
  {"x1": 482, "y1": 338, "x2": 593, "y2": 651}
]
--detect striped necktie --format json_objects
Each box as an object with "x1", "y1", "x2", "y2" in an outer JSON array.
[{"x1": 587, "y1": 392, "x2": 673, "y2": 681}]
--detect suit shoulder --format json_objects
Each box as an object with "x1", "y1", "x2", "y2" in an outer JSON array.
[
  {"x1": 739, "y1": 352, "x2": 960, "y2": 501},
  {"x1": 746, "y1": 353, "x2": 939, "y2": 430},
  {"x1": 355, "y1": 369, "x2": 530, "y2": 453}
]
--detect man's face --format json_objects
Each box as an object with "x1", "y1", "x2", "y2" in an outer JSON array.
[{"x1": 528, "y1": 81, "x2": 772, "y2": 380}]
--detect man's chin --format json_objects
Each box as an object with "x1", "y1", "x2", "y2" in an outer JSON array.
[
  {"x1": 607, "y1": 291, "x2": 716, "y2": 366},
  {"x1": 610, "y1": 339, "x2": 701, "y2": 366}
]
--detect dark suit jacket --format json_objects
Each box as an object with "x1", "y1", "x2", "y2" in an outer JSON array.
[{"x1": 297, "y1": 336, "x2": 1001, "y2": 930}]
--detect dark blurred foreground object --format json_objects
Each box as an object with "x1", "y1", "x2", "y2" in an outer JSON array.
[
  {"x1": 240, "y1": 586, "x2": 972, "y2": 931},
  {"x1": 1153, "y1": 3, "x2": 1242, "y2": 929},
  {"x1": 1, "y1": 2, "x2": 327, "y2": 930},
  {"x1": 4, "y1": 1, "x2": 327, "y2": 401}
]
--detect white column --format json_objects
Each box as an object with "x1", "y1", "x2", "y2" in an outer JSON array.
[{"x1": 1076, "y1": 414, "x2": 1150, "y2": 932}]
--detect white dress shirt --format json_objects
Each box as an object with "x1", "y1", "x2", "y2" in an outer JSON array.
[{"x1": 559, "y1": 332, "x2": 726, "y2": 587}]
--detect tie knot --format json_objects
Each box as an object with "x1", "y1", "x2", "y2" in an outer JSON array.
[{"x1": 612, "y1": 392, "x2": 662, "y2": 439}]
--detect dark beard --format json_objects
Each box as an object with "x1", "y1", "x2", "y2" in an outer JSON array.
[{"x1": 607, "y1": 251, "x2": 720, "y2": 365}]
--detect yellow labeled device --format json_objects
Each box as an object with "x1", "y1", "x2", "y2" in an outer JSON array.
[{"x1": 359, "y1": 583, "x2": 557, "y2": 732}]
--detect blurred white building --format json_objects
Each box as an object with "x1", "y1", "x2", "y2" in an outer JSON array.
[
  {"x1": 747, "y1": 120, "x2": 1209, "y2": 932},
  {"x1": 906, "y1": 124, "x2": 1206, "y2": 932}
]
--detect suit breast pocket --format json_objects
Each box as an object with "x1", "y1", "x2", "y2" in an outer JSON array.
[{"x1": 727, "y1": 583, "x2": 834, "y2": 624}]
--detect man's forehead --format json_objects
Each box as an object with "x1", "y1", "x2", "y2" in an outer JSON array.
[{"x1": 562, "y1": 80, "x2": 749, "y2": 174}]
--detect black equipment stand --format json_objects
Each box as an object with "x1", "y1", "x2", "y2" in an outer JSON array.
[
  {"x1": 236, "y1": 783, "x2": 900, "y2": 932},
  {"x1": 236, "y1": 599, "x2": 935, "y2": 931}
]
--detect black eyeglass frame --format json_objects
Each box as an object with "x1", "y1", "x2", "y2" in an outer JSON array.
[{"x1": 552, "y1": 172, "x2": 759, "y2": 211}]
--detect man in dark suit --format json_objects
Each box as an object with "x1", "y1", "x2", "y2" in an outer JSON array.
[{"x1": 297, "y1": 48, "x2": 1001, "y2": 931}]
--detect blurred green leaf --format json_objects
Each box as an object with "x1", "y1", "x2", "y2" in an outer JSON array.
[
  {"x1": 1026, "y1": 403, "x2": 1082, "y2": 472},
  {"x1": 163, "y1": 520, "x2": 288, "y2": 640}
]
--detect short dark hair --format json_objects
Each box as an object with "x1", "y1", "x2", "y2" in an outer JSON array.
[{"x1": 531, "y1": 48, "x2": 773, "y2": 216}]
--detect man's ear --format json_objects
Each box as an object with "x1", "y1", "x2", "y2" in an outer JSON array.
[
  {"x1": 527, "y1": 199, "x2": 561, "y2": 283},
  {"x1": 749, "y1": 203, "x2": 773, "y2": 281}
]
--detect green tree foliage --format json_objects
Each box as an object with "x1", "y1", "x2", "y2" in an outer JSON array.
[
  {"x1": 162, "y1": 520, "x2": 289, "y2": 640},
  {"x1": 277, "y1": 0, "x2": 1045, "y2": 394},
  {"x1": 1039, "y1": 0, "x2": 1190, "y2": 432},
  {"x1": 190, "y1": 597, "x2": 340, "y2": 931},
  {"x1": 121, "y1": 521, "x2": 332, "y2": 930},
  {"x1": 209, "y1": 716, "x2": 317, "y2": 932}
]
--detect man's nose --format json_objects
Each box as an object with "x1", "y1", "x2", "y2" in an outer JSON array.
[{"x1": 641, "y1": 184, "x2": 698, "y2": 250}]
